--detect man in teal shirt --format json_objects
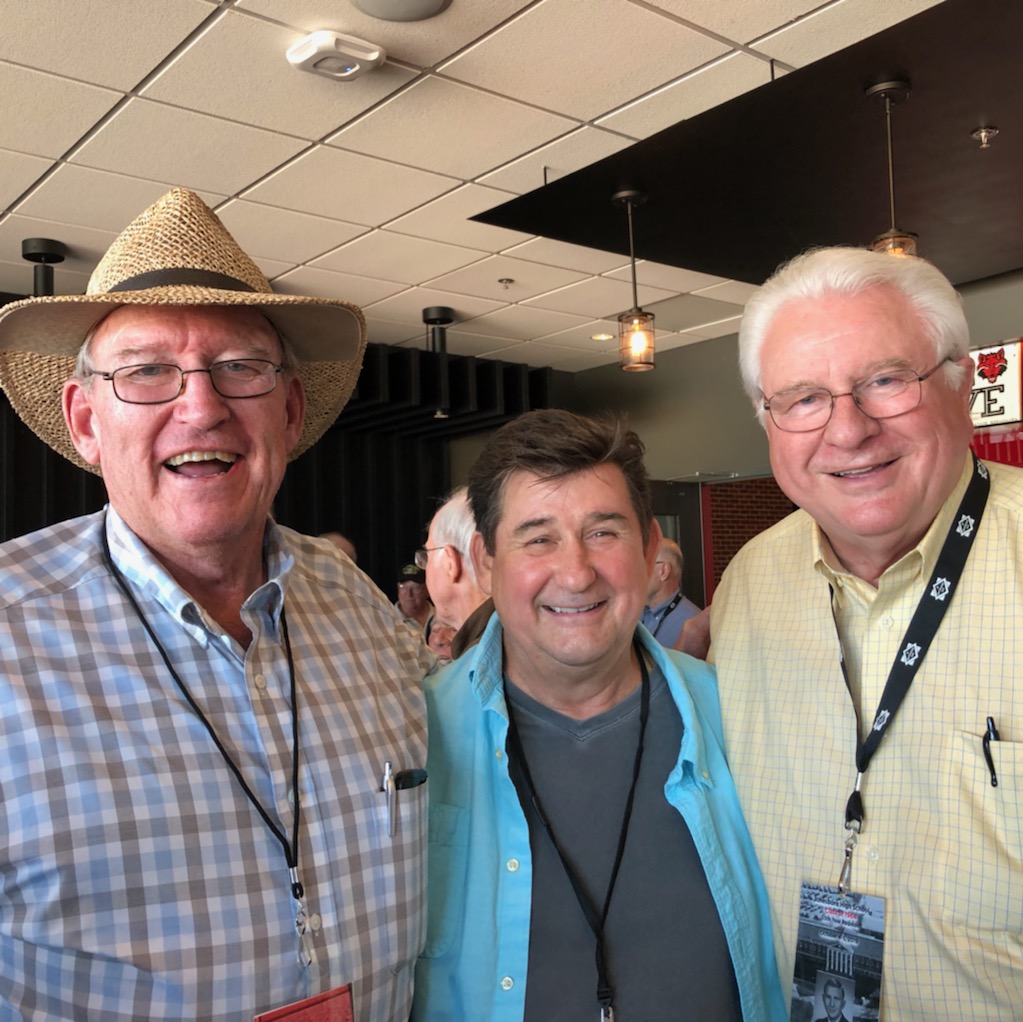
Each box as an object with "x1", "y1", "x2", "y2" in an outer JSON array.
[{"x1": 413, "y1": 409, "x2": 784, "y2": 1022}]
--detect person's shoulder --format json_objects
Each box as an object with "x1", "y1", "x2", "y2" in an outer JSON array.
[
  {"x1": 0, "y1": 511, "x2": 108, "y2": 611},
  {"x1": 281, "y1": 527, "x2": 395, "y2": 609},
  {"x1": 986, "y1": 458, "x2": 1023, "y2": 508}
]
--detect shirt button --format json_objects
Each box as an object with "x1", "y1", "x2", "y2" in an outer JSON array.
[
  {"x1": 701, "y1": 770, "x2": 710, "y2": 780},
  {"x1": 495, "y1": 748, "x2": 503, "y2": 760},
  {"x1": 866, "y1": 846, "x2": 880, "y2": 863},
  {"x1": 507, "y1": 858, "x2": 520, "y2": 872},
  {"x1": 500, "y1": 976, "x2": 514, "y2": 991},
  {"x1": 254, "y1": 674, "x2": 268, "y2": 690},
  {"x1": 308, "y1": 913, "x2": 322, "y2": 932},
  {"x1": 879, "y1": 616, "x2": 894, "y2": 629}
]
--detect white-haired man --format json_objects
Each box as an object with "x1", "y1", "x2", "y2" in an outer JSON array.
[
  {"x1": 712, "y1": 246, "x2": 1023, "y2": 1019},
  {"x1": 642, "y1": 538, "x2": 701, "y2": 647},
  {"x1": 0, "y1": 190, "x2": 430, "y2": 1021}
]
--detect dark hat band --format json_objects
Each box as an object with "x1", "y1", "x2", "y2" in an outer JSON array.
[{"x1": 108, "y1": 267, "x2": 258, "y2": 293}]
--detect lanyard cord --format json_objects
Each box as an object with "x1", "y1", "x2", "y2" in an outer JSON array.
[
  {"x1": 650, "y1": 590, "x2": 684, "y2": 639},
  {"x1": 831, "y1": 455, "x2": 989, "y2": 888},
  {"x1": 100, "y1": 521, "x2": 305, "y2": 900},
  {"x1": 504, "y1": 638, "x2": 650, "y2": 1021}
]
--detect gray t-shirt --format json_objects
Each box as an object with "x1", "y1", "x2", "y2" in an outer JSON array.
[{"x1": 506, "y1": 663, "x2": 742, "y2": 1021}]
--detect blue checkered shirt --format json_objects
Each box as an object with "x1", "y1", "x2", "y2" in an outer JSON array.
[{"x1": 0, "y1": 508, "x2": 431, "y2": 1021}]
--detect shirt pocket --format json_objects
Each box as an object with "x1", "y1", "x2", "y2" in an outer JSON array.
[
  {"x1": 939, "y1": 730, "x2": 1023, "y2": 931},
  {"x1": 420, "y1": 801, "x2": 469, "y2": 959}
]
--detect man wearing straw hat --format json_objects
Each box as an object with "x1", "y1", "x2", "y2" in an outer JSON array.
[{"x1": 0, "y1": 189, "x2": 431, "y2": 1021}]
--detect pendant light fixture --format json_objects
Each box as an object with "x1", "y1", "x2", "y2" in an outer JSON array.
[
  {"x1": 613, "y1": 189, "x2": 655, "y2": 372},
  {"x1": 866, "y1": 80, "x2": 917, "y2": 257}
]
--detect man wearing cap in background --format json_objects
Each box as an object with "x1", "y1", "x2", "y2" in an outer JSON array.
[
  {"x1": 396, "y1": 561, "x2": 434, "y2": 633},
  {"x1": 0, "y1": 189, "x2": 431, "y2": 1021}
]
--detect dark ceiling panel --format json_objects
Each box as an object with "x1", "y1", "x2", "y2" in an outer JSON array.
[{"x1": 475, "y1": 0, "x2": 1023, "y2": 287}]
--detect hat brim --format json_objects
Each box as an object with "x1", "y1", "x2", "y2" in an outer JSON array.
[{"x1": 0, "y1": 288, "x2": 367, "y2": 474}]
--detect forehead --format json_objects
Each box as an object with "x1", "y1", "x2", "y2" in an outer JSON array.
[
  {"x1": 761, "y1": 285, "x2": 930, "y2": 387},
  {"x1": 498, "y1": 464, "x2": 637, "y2": 524},
  {"x1": 88, "y1": 304, "x2": 280, "y2": 359}
]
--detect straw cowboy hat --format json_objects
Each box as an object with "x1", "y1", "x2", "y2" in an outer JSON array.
[{"x1": 0, "y1": 187, "x2": 367, "y2": 473}]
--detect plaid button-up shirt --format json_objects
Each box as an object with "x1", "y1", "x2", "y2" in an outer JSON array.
[{"x1": 0, "y1": 508, "x2": 431, "y2": 1021}]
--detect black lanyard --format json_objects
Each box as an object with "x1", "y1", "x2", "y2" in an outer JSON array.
[
  {"x1": 650, "y1": 590, "x2": 684, "y2": 639},
  {"x1": 504, "y1": 639, "x2": 650, "y2": 1022},
  {"x1": 832, "y1": 455, "x2": 989, "y2": 891},
  {"x1": 100, "y1": 520, "x2": 314, "y2": 963}
]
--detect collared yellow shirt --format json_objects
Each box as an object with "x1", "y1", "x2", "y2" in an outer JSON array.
[{"x1": 712, "y1": 455, "x2": 1023, "y2": 1020}]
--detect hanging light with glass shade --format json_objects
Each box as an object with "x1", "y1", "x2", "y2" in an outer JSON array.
[
  {"x1": 867, "y1": 80, "x2": 918, "y2": 257},
  {"x1": 613, "y1": 189, "x2": 655, "y2": 371}
]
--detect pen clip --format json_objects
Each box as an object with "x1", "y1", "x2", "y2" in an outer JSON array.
[
  {"x1": 382, "y1": 760, "x2": 396, "y2": 836},
  {"x1": 982, "y1": 717, "x2": 999, "y2": 788}
]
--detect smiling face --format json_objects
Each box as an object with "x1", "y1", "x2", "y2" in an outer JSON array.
[
  {"x1": 63, "y1": 304, "x2": 304, "y2": 576},
  {"x1": 760, "y1": 285, "x2": 974, "y2": 580},
  {"x1": 475, "y1": 463, "x2": 659, "y2": 696}
]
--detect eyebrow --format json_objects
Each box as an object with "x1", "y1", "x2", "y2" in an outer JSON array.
[
  {"x1": 769, "y1": 356, "x2": 915, "y2": 395},
  {"x1": 511, "y1": 510, "x2": 629, "y2": 536},
  {"x1": 110, "y1": 343, "x2": 279, "y2": 363}
]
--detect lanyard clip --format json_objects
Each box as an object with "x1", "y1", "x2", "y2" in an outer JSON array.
[
  {"x1": 837, "y1": 821, "x2": 859, "y2": 895},
  {"x1": 600, "y1": 1007, "x2": 616, "y2": 1022}
]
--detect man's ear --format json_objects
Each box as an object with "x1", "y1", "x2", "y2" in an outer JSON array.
[
  {"x1": 282, "y1": 374, "x2": 306, "y2": 454},
  {"x1": 470, "y1": 532, "x2": 493, "y2": 596},
  {"x1": 644, "y1": 519, "x2": 664, "y2": 576},
  {"x1": 62, "y1": 378, "x2": 103, "y2": 468},
  {"x1": 446, "y1": 545, "x2": 464, "y2": 584}
]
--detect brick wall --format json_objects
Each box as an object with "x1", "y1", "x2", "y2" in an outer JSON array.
[{"x1": 703, "y1": 475, "x2": 795, "y2": 600}]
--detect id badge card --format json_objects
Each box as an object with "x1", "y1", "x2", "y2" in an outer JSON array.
[
  {"x1": 255, "y1": 984, "x2": 354, "y2": 1022},
  {"x1": 790, "y1": 882, "x2": 885, "y2": 1020}
]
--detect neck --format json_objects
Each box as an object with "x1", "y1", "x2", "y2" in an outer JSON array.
[
  {"x1": 650, "y1": 582, "x2": 679, "y2": 606},
  {"x1": 823, "y1": 532, "x2": 918, "y2": 589},
  {"x1": 154, "y1": 542, "x2": 266, "y2": 647},
  {"x1": 505, "y1": 640, "x2": 642, "y2": 721}
]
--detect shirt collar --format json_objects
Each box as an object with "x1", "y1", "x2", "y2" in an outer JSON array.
[{"x1": 104, "y1": 507, "x2": 293, "y2": 646}]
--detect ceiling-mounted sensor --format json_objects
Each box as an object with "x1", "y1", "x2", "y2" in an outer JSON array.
[
  {"x1": 352, "y1": 0, "x2": 451, "y2": 21},
  {"x1": 286, "y1": 31, "x2": 385, "y2": 81}
]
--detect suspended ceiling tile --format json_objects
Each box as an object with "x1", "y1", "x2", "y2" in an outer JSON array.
[
  {"x1": 329, "y1": 77, "x2": 575, "y2": 180},
  {"x1": 0, "y1": 150, "x2": 54, "y2": 210},
  {"x1": 69, "y1": 98, "x2": 307, "y2": 195},
  {"x1": 485, "y1": 340, "x2": 602, "y2": 369},
  {"x1": 0, "y1": 0, "x2": 212, "y2": 91},
  {"x1": 363, "y1": 285, "x2": 504, "y2": 325},
  {"x1": 0, "y1": 214, "x2": 118, "y2": 287},
  {"x1": 243, "y1": 146, "x2": 457, "y2": 225},
  {"x1": 385, "y1": 184, "x2": 533, "y2": 250},
  {"x1": 142, "y1": 10, "x2": 417, "y2": 140},
  {"x1": 313, "y1": 230, "x2": 485, "y2": 285},
  {"x1": 0, "y1": 256, "x2": 91, "y2": 298},
  {"x1": 549, "y1": 349, "x2": 621, "y2": 371},
  {"x1": 536, "y1": 318, "x2": 621, "y2": 350},
  {"x1": 657, "y1": 330, "x2": 714, "y2": 352},
  {"x1": 681, "y1": 314, "x2": 744, "y2": 339},
  {"x1": 753, "y1": 0, "x2": 946, "y2": 67},
  {"x1": 273, "y1": 265, "x2": 406, "y2": 306},
  {"x1": 502, "y1": 237, "x2": 628, "y2": 275},
  {"x1": 478, "y1": 127, "x2": 635, "y2": 195},
  {"x1": 363, "y1": 318, "x2": 425, "y2": 346},
  {"x1": 523, "y1": 276, "x2": 674, "y2": 318},
  {"x1": 692, "y1": 279, "x2": 759, "y2": 304},
  {"x1": 643, "y1": 0, "x2": 828, "y2": 47},
  {"x1": 442, "y1": 330, "x2": 524, "y2": 358},
  {"x1": 15, "y1": 166, "x2": 219, "y2": 233},
  {"x1": 440, "y1": 0, "x2": 729, "y2": 121},
  {"x1": 0, "y1": 66, "x2": 120, "y2": 158},
  {"x1": 596, "y1": 51, "x2": 774, "y2": 139},
  {"x1": 603, "y1": 260, "x2": 726, "y2": 292},
  {"x1": 236, "y1": 0, "x2": 534, "y2": 68},
  {"x1": 254, "y1": 256, "x2": 295, "y2": 280},
  {"x1": 643, "y1": 292, "x2": 744, "y2": 331},
  {"x1": 425, "y1": 254, "x2": 587, "y2": 303},
  {"x1": 458, "y1": 303, "x2": 588, "y2": 339},
  {"x1": 217, "y1": 199, "x2": 366, "y2": 264}
]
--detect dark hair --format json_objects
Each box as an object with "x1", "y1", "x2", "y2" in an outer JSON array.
[{"x1": 468, "y1": 409, "x2": 652, "y2": 553}]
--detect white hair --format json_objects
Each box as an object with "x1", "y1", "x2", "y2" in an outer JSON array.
[
  {"x1": 739, "y1": 247, "x2": 970, "y2": 425},
  {"x1": 429, "y1": 486, "x2": 478, "y2": 586}
]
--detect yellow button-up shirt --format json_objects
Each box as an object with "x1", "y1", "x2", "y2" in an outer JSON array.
[{"x1": 712, "y1": 456, "x2": 1023, "y2": 1020}]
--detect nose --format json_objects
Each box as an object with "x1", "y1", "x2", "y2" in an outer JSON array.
[
  {"x1": 174, "y1": 367, "x2": 230, "y2": 426},
  {"x1": 554, "y1": 537, "x2": 597, "y2": 590},
  {"x1": 821, "y1": 390, "x2": 882, "y2": 447}
]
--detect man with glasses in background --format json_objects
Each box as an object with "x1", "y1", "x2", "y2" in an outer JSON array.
[
  {"x1": 0, "y1": 189, "x2": 430, "y2": 1021},
  {"x1": 711, "y1": 246, "x2": 1023, "y2": 1019}
]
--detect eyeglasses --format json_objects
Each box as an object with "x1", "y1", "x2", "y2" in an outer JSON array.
[
  {"x1": 762, "y1": 359, "x2": 952, "y2": 433},
  {"x1": 93, "y1": 359, "x2": 284, "y2": 405},
  {"x1": 414, "y1": 546, "x2": 446, "y2": 570}
]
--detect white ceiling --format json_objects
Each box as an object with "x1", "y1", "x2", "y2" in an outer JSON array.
[{"x1": 0, "y1": 0, "x2": 942, "y2": 371}]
